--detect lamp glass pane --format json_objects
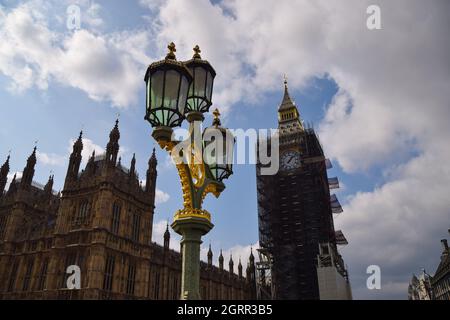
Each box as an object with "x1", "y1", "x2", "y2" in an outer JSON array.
[
  {"x1": 164, "y1": 70, "x2": 181, "y2": 109},
  {"x1": 146, "y1": 78, "x2": 150, "y2": 110},
  {"x1": 206, "y1": 71, "x2": 213, "y2": 101},
  {"x1": 194, "y1": 66, "x2": 206, "y2": 97},
  {"x1": 178, "y1": 76, "x2": 189, "y2": 114},
  {"x1": 150, "y1": 71, "x2": 164, "y2": 111}
]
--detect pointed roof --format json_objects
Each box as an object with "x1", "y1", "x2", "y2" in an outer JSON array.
[
  {"x1": 1, "y1": 154, "x2": 10, "y2": 173},
  {"x1": 148, "y1": 148, "x2": 157, "y2": 166},
  {"x1": 8, "y1": 173, "x2": 17, "y2": 192},
  {"x1": 278, "y1": 78, "x2": 296, "y2": 111},
  {"x1": 27, "y1": 146, "x2": 37, "y2": 165},
  {"x1": 164, "y1": 222, "x2": 170, "y2": 239},
  {"x1": 249, "y1": 246, "x2": 255, "y2": 261},
  {"x1": 109, "y1": 119, "x2": 120, "y2": 142},
  {"x1": 207, "y1": 243, "x2": 213, "y2": 258},
  {"x1": 130, "y1": 153, "x2": 136, "y2": 166},
  {"x1": 44, "y1": 174, "x2": 54, "y2": 193},
  {"x1": 72, "y1": 131, "x2": 83, "y2": 153}
]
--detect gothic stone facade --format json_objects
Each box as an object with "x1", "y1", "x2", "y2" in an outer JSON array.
[
  {"x1": 0, "y1": 121, "x2": 255, "y2": 300},
  {"x1": 430, "y1": 236, "x2": 450, "y2": 300}
]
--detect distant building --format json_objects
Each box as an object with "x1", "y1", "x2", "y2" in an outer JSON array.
[
  {"x1": 0, "y1": 121, "x2": 255, "y2": 300},
  {"x1": 256, "y1": 79, "x2": 351, "y2": 300},
  {"x1": 408, "y1": 270, "x2": 433, "y2": 300},
  {"x1": 430, "y1": 233, "x2": 450, "y2": 300}
]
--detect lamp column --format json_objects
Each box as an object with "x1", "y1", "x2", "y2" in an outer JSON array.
[{"x1": 172, "y1": 216, "x2": 213, "y2": 300}]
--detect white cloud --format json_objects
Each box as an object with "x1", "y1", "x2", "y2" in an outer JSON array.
[
  {"x1": 36, "y1": 151, "x2": 66, "y2": 166},
  {"x1": 335, "y1": 145, "x2": 450, "y2": 298},
  {"x1": 155, "y1": 188, "x2": 170, "y2": 204},
  {"x1": 84, "y1": 2, "x2": 104, "y2": 28},
  {"x1": 0, "y1": 2, "x2": 151, "y2": 107}
]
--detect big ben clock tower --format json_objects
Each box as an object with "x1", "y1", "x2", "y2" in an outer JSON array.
[{"x1": 256, "y1": 78, "x2": 352, "y2": 300}]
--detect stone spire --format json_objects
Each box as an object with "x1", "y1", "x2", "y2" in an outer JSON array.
[
  {"x1": 238, "y1": 258, "x2": 243, "y2": 278},
  {"x1": 0, "y1": 154, "x2": 10, "y2": 195},
  {"x1": 8, "y1": 173, "x2": 17, "y2": 194},
  {"x1": 129, "y1": 153, "x2": 136, "y2": 178},
  {"x1": 247, "y1": 247, "x2": 256, "y2": 286},
  {"x1": 105, "y1": 119, "x2": 120, "y2": 166},
  {"x1": 146, "y1": 148, "x2": 157, "y2": 197},
  {"x1": 229, "y1": 253, "x2": 234, "y2": 274},
  {"x1": 21, "y1": 146, "x2": 37, "y2": 189},
  {"x1": 277, "y1": 76, "x2": 304, "y2": 132},
  {"x1": 219, "y1": 249, "x2": 224, "y2": 271},
  {"x1": 278, "y1": 76, "x2": 296, "y2": 111},
  {"x1": 65, "y1": 131, "x2": 83, "y2": 185},
  {"x1": 207, "y1": 244, "x2": 213, "y2": 266},
  {"x1": 249, "y1": 247, "x2": 255, "y2": 264},
  {"x1": 86, "y1": 150, "x2": 96, "y2": 174},
  {"x1": 44, "y1": 174, "x2": 54, "y2": 194},
  {"x1": 164, "y1": 222, "x2": 170, "y2": 250}
]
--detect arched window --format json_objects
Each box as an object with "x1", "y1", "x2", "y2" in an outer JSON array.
[
  {"x1": 103, "y1": 254, "x2": 115, "y2": 292},
  {"x1": 75, "y1": 201, "x2": 90, "y2": 225},
  {"x1": 154, "y1": 269, "x2": 160, "y2": 299},
  {"x1": 126, "y1": 262, "x2": 136, "y2": 295},
  {"x1": 131, "y1": 213, "x2": 141, "y2": 242},
  {"x1": 111, "y1": 202, "x2": 121, "y2": 234}
]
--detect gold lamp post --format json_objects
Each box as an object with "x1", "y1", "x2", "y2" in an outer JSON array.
[{"x1": 144, "y1": 43, "x2": 235, "y2": 300}]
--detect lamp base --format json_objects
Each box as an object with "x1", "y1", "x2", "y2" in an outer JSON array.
[
  {"x1": 186, "y1": 111, "x2": 205, "y2": 123},
  {"x1": 152, "y1": 126, "x2": 174, "y2": 148}
]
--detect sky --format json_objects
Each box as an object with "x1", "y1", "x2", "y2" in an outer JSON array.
[{"x1": 0, "y1": 0, "x2": 449, "y2": 299}]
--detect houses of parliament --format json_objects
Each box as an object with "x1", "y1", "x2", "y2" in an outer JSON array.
[{"x1": 0, "y1": 121, "x2": 256, "y2": 300}]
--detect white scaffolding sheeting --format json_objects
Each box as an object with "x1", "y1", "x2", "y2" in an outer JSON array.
[
  {"x1": 335, "y1": 230, "x2": 348, "y2": 245},
  {"x1": 330, "y1": 194, "x2": 343, "y2": 214},
  {"x1": 328, "y1": 177, "x2": 339, "y2": 189}
]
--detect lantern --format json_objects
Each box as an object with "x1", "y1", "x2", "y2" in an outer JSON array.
[
  {"x1": 144, "y1": 42, "x2": 193, "y2": 129},
  {"x1": 184, "y1": 45, "x2": 216, "y2": 116},
  {"x1": 203, "y1": 109, "x2": 235, "y2": 181}
]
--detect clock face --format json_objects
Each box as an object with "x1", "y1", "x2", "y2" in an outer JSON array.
[{"x1": 280, "y1": 150, "x2": 301, "y2": 171}]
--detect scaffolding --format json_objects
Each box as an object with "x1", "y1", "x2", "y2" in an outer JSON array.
[
  {"x1": 330, "y1": 194, "x2": 343, "y2": 214},
  {"x1": 328, "y1": 177, "x2": 339, "y2": 189},
  {"x1": 335, "y1": 230, "x2": 348, "y2": 246},
  {"x1": 256, "y1": 128, "x2": 342, "y2": 300},
  {"x1": 256, "y1": 248, "x2": 273, "y2": 300}
]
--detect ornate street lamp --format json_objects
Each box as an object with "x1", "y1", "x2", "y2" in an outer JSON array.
[{"x1": 144, "y1": 43, "x2": 235, "y2": 300}]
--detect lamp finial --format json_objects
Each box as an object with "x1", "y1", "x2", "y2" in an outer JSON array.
[
  {"x1": 193, "y1": 45, "x2": 201, "y2": 59},
  {"x1": 166, "y1": 42, "x2": 177, "y2": 60},
  {"x1": 212, "y1": 108, "x2": 221, "y2": 127}
]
